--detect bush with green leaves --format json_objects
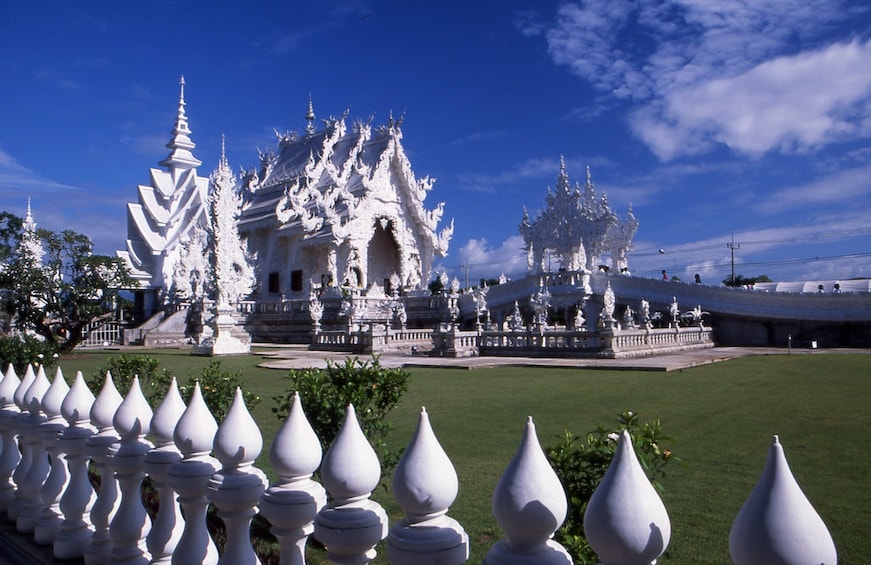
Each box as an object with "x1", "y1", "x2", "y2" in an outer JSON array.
[
  {"x1": 87, "y1": 353, "x2": 173, "y2": 405},
  {"x1": 546, "y1": 411, "x2": 678, "y2": 564},
  {"x1": 179, "y1": 359, "x2": 259, "y2": 423},
  {"x1": 272, "y1": 356, "x2": 410, "y2": 473},
  {"x1": 0, "y1": 334, "x2": 61, "y2": 374}
]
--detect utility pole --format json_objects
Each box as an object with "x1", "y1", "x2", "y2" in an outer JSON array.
[{"x1": 727, "y1": 233, "x2": 740, "y2": 287}]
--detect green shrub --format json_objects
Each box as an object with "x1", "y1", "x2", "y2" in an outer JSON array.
[
  {"x1": 546, "y1": 411, "x2": 677, "y2": 564},
  {"x1": 272, "y1": 356, "x2": 410, "y2": 473},
  {"x1": 180, "y1": 360, "x2": 260, "y2": 423},
  {"x1": 87, "y1": 353, "x2": 173, "y2": 405},
  {"x1": 0, "y1": 334, "x2": 61, "y2": 374}
]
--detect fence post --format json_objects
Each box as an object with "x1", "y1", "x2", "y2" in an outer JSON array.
[
  {"x1": 169, "y1": 383, "x2": 219, "y2": 565},
  {"x1": 259, "y1": 392, "x2": 326, "y2": 565},
  {"x1": 16, "y1": 365, "x2": 51, "y2": 533},
  {"x1": 314, "y1": 404, "x2": 388, "y2": 564},
  {"x1": 109, "y1": 376, "x2": 154, "y2": 564},
  {"x1": 583, "y1": 430, "x2": 671, "y2": 565},
  {"x1": 729, "y1": 435, "x2": 837, "y2": 564},
  {"x1": 208, "y1": 388, "x2": 268, "y2": 565},
  {"x1": 388, "y1": 407, "x2": 469, "y2": 564},
  {"x1": 54, "y1": 371, "x2": 96, "y2": 559},
  {"x1": 0, "y1": 364, "x2": 22, "y2": 510},
  {"x1": 34, "y1": 367, "x2": 71, "y2": 544},
  {"x1": 484, "y1": 417, "x2": 570, "y2": 564},
  {"x1": 85, "y1": 372, "x2": 123, "y2": 565},
  {"x1": 144, "y1": 378, "x2": 187, "y2": 564}
]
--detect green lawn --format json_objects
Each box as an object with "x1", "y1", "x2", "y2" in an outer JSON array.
[{"x1": 52, "y1": 350, "x2": 871, "y2": 563}]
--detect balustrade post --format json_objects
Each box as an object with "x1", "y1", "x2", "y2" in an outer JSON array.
[
  {"x1": 17, "y1": 365, "x2": 51, "y2": 533},
  {"x1": 388, "y1": 407, "x2": 468, "y2": 564},
  {"x1": 144, "y1": 378, "x2": 186, "y2": 564},
  {"x1": 259, "y1": 392, "x2": 326, "y2": 565},
  {"x1": 0, "y1": 364, "x2": 22, "y2": 511},
  {"x1": 729, "y1": 435, "x2": 837, "y2": 564},
  {"x1": 34, "y1": 367, "x2": 71, "y2": 544},
  {"x1": 108, "y1": 376, "x2": 154, "y2": 565},
  {"x1": 85, "y1": 372, "x2": 123, "y2": 565},
  {"x1": 168, "y1": 383, "x2": 219, "y2": 565},
  {"x1": 8, "y1": 364, "x2": 36, "y2": 522},
  {"x1": 208, "y1": 388, "x2": 268, "y2": 565},
  {"x1": 314, "y1": 404, "x2": 388, "y2": 564},
  {"x1": 484, "y1": 416, "x2": 570, "y2": 564},
  {"x1": 583, "y1": 430, "x2": 671, "y2": 565},
  {"x1": 54, "y1": 371, "x2": 97, "y2": 559}
]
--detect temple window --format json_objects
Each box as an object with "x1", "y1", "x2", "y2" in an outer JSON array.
[
  {"x1": 291, "y1": 269, "x2": 303, "y2": 292},
  {"x1": 268, "y1": 272, "x2": 280, "y2": 294}
]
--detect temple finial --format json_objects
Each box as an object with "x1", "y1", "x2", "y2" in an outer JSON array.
[
  {"x1": 179, "y1": 75, "x2": 185, "y2": 101},
  {"x1": 305, "y1": 92, "x2": 316, "y2": 134},
  {"x1": 220, "y1": 134, "x2": 228, "y2": 169}
]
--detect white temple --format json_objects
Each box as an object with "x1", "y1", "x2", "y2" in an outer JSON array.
[
  {"x1": 520, "y1": 158, "x2": 638, "y2": 275},
  {"x1": 118, "y1": 78, "x2": 453, "y2": 324}
]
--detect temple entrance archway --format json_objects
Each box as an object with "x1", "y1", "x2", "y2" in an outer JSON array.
[{"x1": 368, "y1": 220, "x2": 400, "y2": 290}]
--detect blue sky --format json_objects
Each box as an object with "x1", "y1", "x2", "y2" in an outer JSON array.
[{"x1": 2, "y1": 1, "x2": 871, "y2": 285}]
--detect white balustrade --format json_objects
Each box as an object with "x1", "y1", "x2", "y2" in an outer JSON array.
[
  {"x1": 208, "y1": 388, "x2": 268, "y2": 565},
  {"x1": 729, "y1": 435, "x2": 837, "y2": 564},
  {"x1": 388, "y1": 407, "x2": 468, "y2": 564},
  {"x1": 314, "y1": 404, "x2": 388, "y2": 564},
  {"x1": 0, "y1": 362, "x2": 845, "y2": 565},
  {"x1": 17, "y1": 365, "x2": 51, "y2": 533},
  {"x1": 169, "y1": 382, "x2": 219, "y2": 565},
  {"x1": 34, "y1": 366, "x2": 71, "y2": 544},
  {"x1": 86, "y1": 372, "x2": 124, "y2": 565},
  {"x1": 259, "y1": 391, "x2": 326, "y2": 565},
  {"x1": 144, "y1": 377, "x2": 186, "y2": 564},
  {"x1": 584, "y1": 429, "x2": 671, "y2": 565},
  {"x1": 0, "y1": 364, "x2": 22, "y2": 510},
  {"x1": 485, "y1": 416, "x2": 571, "y2": 564},
  {"x1": 54, "y1": 370, "x2": 97, "y2": 559},
  {"x1": 109, "y1": 376, "x2": 154, "y2": 564}
]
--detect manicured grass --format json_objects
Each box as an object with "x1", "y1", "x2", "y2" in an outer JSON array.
[{"x1": 51, "y1": 350, "x2": 871, "y2": 563}]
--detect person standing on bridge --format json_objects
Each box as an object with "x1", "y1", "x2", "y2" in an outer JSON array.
[{"x1": 662, "y1": 270, "x2": 668, "y2": 281}]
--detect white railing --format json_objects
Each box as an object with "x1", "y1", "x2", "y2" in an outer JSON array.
[{"x1": 0, "y1": 363, "x2": 839, "y2": 564}]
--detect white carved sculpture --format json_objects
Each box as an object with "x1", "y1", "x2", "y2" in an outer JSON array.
[
  {"x1": 584, "y1": 430, "x2": 671, "y2": 564},
  {"x1": 530, "y1": 287, "x2": 551, "y2": 328},
  {"x1": 485, "y1": 417, "x2": 570, "y2": 564},
  {"x1": 54, "y1": 371, "x2": 96, "y2": 559},
  {"x1": 729, "y1": 436, "x2": 837, "y2": 564},
  {"x1": 388, "y1": 407, "x2": 469, "y2": 564},
  {"x1": 602, "y1": 281, "x2": 616, "y2": 327},
  {"x1": 0, "y1": 364, "x2": 22, "y2": 510}
]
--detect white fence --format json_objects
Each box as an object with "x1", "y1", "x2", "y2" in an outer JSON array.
[{"x1": 0, "y1": 363, "x2": 838, "y2": 564}]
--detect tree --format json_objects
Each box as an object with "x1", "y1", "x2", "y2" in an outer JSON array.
[
  {"x1": 0, "y1": 214, "x2": 137, "y2": 352},
  {"x1": 722, "y1": 274, "x2": 771, "y2": 287}
]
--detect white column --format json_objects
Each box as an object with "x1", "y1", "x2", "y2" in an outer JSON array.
[
  {"x1": 259, "y1": 392, "x2": 326, "y2": 565},
  {"x1": 35, "y1": 367, "x2": 71, "y2": 544},
  {"x1": 85, "y1": 372, "x2": 123, "y2": 565},
  {"x1": 485, "y1": 417, "x2": 571, "y2": 564},
  {"x1": 583, "y1": 430, "x2": 671, "y2": 565},
  {"x1": 168, "y1": 383, "x2": 219, "y2": 565},
  {"x1": 729, "y1": 435, "x2": 837, "y2": 564},
  {"x1": 0, "y1": 364, "x2": 22, "y2": 510},
  {"x1": 108, "y1": 376, "x2": 154, "y2": 565},
  {"x1": 388, "y1": 407, "x2": 468, "y2": 564},
  {"x1": 8, "y1": 364, "x2": 36, "y2": 522},
  {"x1": 54, "y1": 371, "x2": 97, "y2": 559},
  {"x1": 16, "y1": 365, "x2": 51, "y2": 533},
  {"x1": 314, "y1": 404, "x2": 388, "y2": 564},
  {"x1": 207, "y1": 388, "x2": 268, "y2": 565},
  {"x1": 144, "y1": 378, "x2": 186, "y2": 564}
]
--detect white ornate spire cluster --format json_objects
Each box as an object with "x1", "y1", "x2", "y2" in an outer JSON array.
[
  {"x1": 19, "y1": 198, "x2": 44, "y2": 264},
  {"x1": 117, "y1": 76, "x2": 210, "y2": 300},
  {"x1": 521, "y1": 161, "x2": 636, "y2": 274}
]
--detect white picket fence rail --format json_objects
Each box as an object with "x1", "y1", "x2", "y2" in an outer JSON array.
[{"x1": 0, "y1": 363, "x2": 838, "y2": 565}]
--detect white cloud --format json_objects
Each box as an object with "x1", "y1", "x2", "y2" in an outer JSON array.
[
  {"x1": 0, "y1": 147, "x2": 80, "y2": 195},
  {"x1": 754, "y1": 163, "x2": 871, "y2": 214},
  {"x1": 437, "y1": 236, "x2": 528, "y2": 281}
]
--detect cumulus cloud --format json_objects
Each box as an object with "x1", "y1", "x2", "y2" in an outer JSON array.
[
  {"x1": 441, "y1": 236, "x2": 527, "y2": 281},
  {"x1": 540, "y1": 0, "x2": 871, "y2": 160}
]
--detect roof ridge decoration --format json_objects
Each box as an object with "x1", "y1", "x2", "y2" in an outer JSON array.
[{"x1": 159, "y1": 76, "x2": 202, "y2": 173}]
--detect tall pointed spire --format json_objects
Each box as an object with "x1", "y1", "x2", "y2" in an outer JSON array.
[
  {"x1": 219, "y1": 134, "x2": 229, "y2": 170},
  {"x1": 159, "y1": 75, "x2": 202, "y2": 173},
  {"x1": 305, "y1": 93, "x2": 316, "y2": 135}
]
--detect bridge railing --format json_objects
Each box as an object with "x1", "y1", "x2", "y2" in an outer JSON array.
[{"x1": 0, "y1": 363, "x2": 838, "y2": 564}]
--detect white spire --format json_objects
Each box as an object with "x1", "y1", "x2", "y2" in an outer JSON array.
[
  {"x1": 305, "y1": 92, "x2": 316, "y2": 134},
  {"x1": 159, "y1": 75, "x2": 202, "y2": 172}
]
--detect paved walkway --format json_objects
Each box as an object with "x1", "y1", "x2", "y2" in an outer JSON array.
[{"x1": 253, "y1": 344, "x2": 864, "y2": 372}]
